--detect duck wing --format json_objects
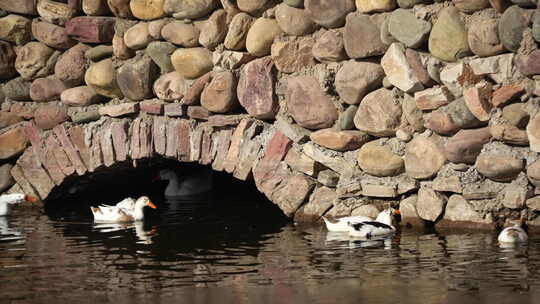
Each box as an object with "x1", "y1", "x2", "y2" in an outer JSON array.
[
  {"x1": 116, "y1": 198, "x2": 136, "y2": 210},
  {"x1": 350, "y1": 221, "x2": 395, "y2": 238},
  {"x1": 323, "y1": 215, "x2": 373, "y2": 232},
  {"x1": 343, "y1": 215, "x2": 373, "y2": 224},
  {"x1": 91, "y1": 206, "x2": 133, "y2": 222}
]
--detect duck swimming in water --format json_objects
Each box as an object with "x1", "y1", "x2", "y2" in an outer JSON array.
[
  {"x1": 0, "y1": 193, "x2": 39, "y2": 216},
  {"x1": 91, "y1": 196, "x2": 157, "y2": 223},
  {"x1": 156, "y1": 168, "x2": 213, "y2": 199},
  {"x1": 347, "y1": 208, "x2": 400, "y2": 239},
  {"x1": 498, "y1": 220, "x2": 528, "y2": 244}
]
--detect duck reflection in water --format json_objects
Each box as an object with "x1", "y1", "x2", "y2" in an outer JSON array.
[
  {"x1": 93, "y1": 222, "x2": 157, "y2": 244},
  {"x1": 325, "y1": 231, "x2": 395, "y2": 249},
  {"x1": 325, "y1": 231, "x2": 394, "y2": 250},
  {"x1": 0, "y1": 216, "x2": 23, "y2": 241}
]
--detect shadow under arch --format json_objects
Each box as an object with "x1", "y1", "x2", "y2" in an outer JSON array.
[{"x1": 43, "y1": 157, "x2": 289, "y2": 227}]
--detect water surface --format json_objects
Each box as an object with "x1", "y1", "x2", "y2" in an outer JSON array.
[{"x1": 1, "y1": 199, "x2": 539, "y2": 304}]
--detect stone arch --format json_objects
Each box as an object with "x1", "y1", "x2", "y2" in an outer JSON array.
[{"x1": 11, "y1": 115, "x2": 332, "y2": 222}]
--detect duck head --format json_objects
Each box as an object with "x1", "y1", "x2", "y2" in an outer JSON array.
[
  {"x1": 155, "y1": 169, "x2": 178, "y2": 182},
  {"x1": 132, "y1": 196, "x2": 157, "y2": 221},
  {"x1": 135, "y1": 196, "x2": 157, "y2": 210},
  {"x1": 375, "y1": 208, "x2": 401, "y2": 226},
  {"x1": 505, "y1": 217, "x2": 528, "y2": 233}
]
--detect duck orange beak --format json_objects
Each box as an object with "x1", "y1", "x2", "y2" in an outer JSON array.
[
  {"x1": 24, "y1": 195, "x2": 39, "y2": 203},
  {"x1": 394, "y1": 209, "x2": 401, "y2": 215},
  {"x1": 147, "y1": 201, "x2": 157, "y2": 209}
]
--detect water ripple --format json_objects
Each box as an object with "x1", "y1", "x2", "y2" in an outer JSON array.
[{"x1": 2, "y1": 202, "x2": 540, "y2": 303}]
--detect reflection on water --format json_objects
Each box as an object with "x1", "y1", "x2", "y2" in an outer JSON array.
[{"x1": 1, "y1": 200, "x2": 540, "y2": 304}]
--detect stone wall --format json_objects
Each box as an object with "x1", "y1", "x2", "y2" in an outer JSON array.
[{"x1": 2, "y1": 0, "x2": 540, "y2": 229}]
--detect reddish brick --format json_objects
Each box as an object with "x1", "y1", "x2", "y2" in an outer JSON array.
[
  {"x1": 237, "y1": 57, "x2": 278, "y2": 120},
  {"x1": 99, "y1": 121, "x2": 115, "y2": 167},
  {"x1": 152, "y1": 116, "x2": 167, "y2": 155},
  {"x1": 294, "y1": 186, "x2": 337, "y2": 222},
  {"x1": 139, "y1": 118, "x2": 154, "y2": 159},
  {"x1": 187, "y1": 106, "x2": 210, "y2": 120},
  {"x1": 463, "y1": 81, "x2": 493, "y2": 122},
  {"x1": 212, "y1": 129, "x2": 233, "y2": 172},
  {"x1": 164, "y1": 103, "x2": 187, "y2": 117},
  {"x1": 253, "y1": 131, "x2": 292, "y2": 192},
  {"x1": 165, "y1": 119, "x2": 179, "y2": 158},
  {"x1": 270, "y1": 174, "x2": 316, "y2": 217},
  {"x1": 53, "y1": 124, "x2": 87, "y2": 175},
  {"x1": 445, "y1": 127, "x2": 492, "y2": 164},
  {"x1": 43, "y1": 136, "x2": 67, "y2": 185},
  {"x1": 89, "y1": 128, "x2": 103, "y2": 172},
  {"x1": 207, "y1": 114, "x2": 249, "y2": 127},
  {"x1": 184, "y1": 72, "x2": 212, "y2": 105},
  {"x1": 130, "y1": 118, "x2": 142, "y2": 160},
  {"x1": 16, "y1": 149, "x2": 55, "y2": 199},
  {"x1": 233, "y1": 140, "x2": 262, "y2": 181},
  {"x1": 405, "y1": 48, "x2": 435, "y2": 87},
  {"x1": 255, "y1": 163, "x2": 289, "y2": 199},
  {"x1": 10, "y1": 164, "x2": 41, "y2": 200},
  {"x1": 111, "y1": 120, "x2": 130, "y2": 162},
  {"x1": 200, "y1": 128, "x2": 214, "y2": 165},
  {"x1": 224, "y1": 119, "x2": 255, "y2": 174},
  {"x1": 491, "y1": 83, "x2": 525, "y2": 108},
  {"x1": 48, "y1": 134, "x2": 75, "y2": 178},
  {"x1": 140, "y1": 100, "x2": 164, "y2": 115},
  {"x1": 23, "y1": 121, "x2": 46, "y2": 165},
  {"x1": 415, "y1": 86, "x2": 453, "y2": 110},
  {"x1": 99, "y1": 103, "x2": 139, "y2": 117},
  {"x1": 65, "y1": 16, "x2": 115, "y2": 43},
  {"x1": 189, "y1": 126, "x2": 204, "y2": 162},
  {"x1": 68, "y1": 126, "x2": 92, "y2": 170},
  {"x1": 284, "y1": 148, "x2": 320, "y2": 176},
  {"x1": 424, "y1": 111, "x2": 460, "y2": 135},
  {"x1": 177, "y1": 119, "x2": 191, "y2": 161},
  {"x1": 262, "y1": 131, "x2": 292, "y2": 164}
]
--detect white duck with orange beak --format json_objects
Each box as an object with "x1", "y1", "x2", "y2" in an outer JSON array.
[
  {"x1": 91, "y1": 196, "x2": 157, "y2": 223},
  {"x1": 0, "y1": 193, "x2": 39, "y2": 216}
]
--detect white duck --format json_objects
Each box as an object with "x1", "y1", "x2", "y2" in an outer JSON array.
[
  {"x1": 0, "y1": 193, "x2": 39, "y2": 216},
  {"x1": 347, "y1": 208, "x2": 400, "y2": 239},
  {"x1": 322, "y1": 215, "x2": 373, "y2": 232},
  {"x1": 498, "y1": 220, "x2": 528, "y2": 244},
  {"x1": 91, "y1": 196, "x2": 157, "y2": 223},
  {"x1": 156, "y1": 168, "x2": 213, "y2": 199}
]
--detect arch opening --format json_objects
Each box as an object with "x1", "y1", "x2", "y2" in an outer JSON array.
[{"x1": 44, "y1": 158, "x2": 288, "y2": 226}]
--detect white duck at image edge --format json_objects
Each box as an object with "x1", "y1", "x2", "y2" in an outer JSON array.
[
  {"x1": 347, "y1": 209, "x2": 400, "y2": 239},
  {"x1": 498, "y1": 221, "x2": 528, "y2": 244},
  {"x1": 91, "y1": 196, "x2": 157, "y2": 223},
  {"x1": 0, "y1": 193, "x2": 39, "y2": 216},
  {"x1": 322, "y1": 215, "x2": 373, "y2": 232}
]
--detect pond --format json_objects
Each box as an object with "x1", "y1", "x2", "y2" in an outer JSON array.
[{"x1": 1, "y1": 194, "x2": 539, "y2": 304}]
